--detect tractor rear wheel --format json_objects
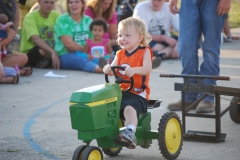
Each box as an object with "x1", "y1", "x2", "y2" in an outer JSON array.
[
  {"x1": 102, "y1": 147, "x2": 122, "y2": 157},
  {"x1": 102, "y1": 118, "x2": 123, "y2": 157},
  {"x1": 158, "y1": 112, "x2": 183, "y2": 160},
  {"x1": 229, "y1": 97, "x2": 240, "y2": 123}
]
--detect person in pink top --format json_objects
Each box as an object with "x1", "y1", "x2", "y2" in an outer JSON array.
[
  {"x1": 85, "y1": 0, "x2": 118, "y2": 50},
  {"x1": 0, "y1": 14, "x2": 14, "y2": 55},
  {"x1": 83, "y1": 19, "x2": 113, "y2": 64}
]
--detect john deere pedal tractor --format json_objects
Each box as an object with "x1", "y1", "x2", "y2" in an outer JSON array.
[{"x1": 69, "y1": 66, "x2": 183, "y2": 160}]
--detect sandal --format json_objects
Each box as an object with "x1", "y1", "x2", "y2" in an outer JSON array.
[
  {"x1": 20, "y1": 66, "x2": 33, "y2": 76},
  {"x1": 12, "y1": 74, "x2": 19, "y2": 84}
]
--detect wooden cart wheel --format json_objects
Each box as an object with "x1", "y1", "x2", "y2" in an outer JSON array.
[{"x1": 229, "y1": 96, "x2": 240, "y2": 123}]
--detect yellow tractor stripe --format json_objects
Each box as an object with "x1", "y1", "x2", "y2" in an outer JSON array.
[{"x1": 70, "y1": 97, "x2": 117, "y2": 107}]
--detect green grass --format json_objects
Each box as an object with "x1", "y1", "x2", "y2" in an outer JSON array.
[
  {"x1": 40, "y1": 0, "x2": 240, "y2": 28},
  {"x1": 151, "y1": 0, "x2": 240, "y2": 28},
  {"x1": 175, "y1": 0, "x2": 240, "y2": 28},
  {"x1": 229, "y1": 0, "x2": 240, "y2": 28}
]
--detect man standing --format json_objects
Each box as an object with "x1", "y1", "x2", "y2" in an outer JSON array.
[
  {"x1": 20, "y1": 0, "x2": 60, "y2": 69},
  {"x1": 132, "y1": 0, "x2": 179, "y2": 59},
  {"x1": 167, "y1": 0, "x2": 230, "y2": 113}
]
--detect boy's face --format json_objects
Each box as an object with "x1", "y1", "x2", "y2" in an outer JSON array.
[
  {"x1": 117, "y1": 25, "x2": 143, "y2": 52},
  {"x1": 38, "y1": 0, "x2": 55, "y2": 14},
  {"x1": 92, "y1": 25, "x2": 105, "y2": 39},
  {"x1": 149, "y1": 0, "x2": 165, "y2": 11}
]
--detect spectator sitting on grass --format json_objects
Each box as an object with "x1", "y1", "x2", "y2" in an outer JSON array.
[
  {"x1": 29, "y1": 0, "x2": 65, "y2": 14},
  {"x1": 20, "y1": 0, "x2": 60, "y2": 69},
  {"x1": 0, "y1": 0, "x2": 32, "y2": 77},
  {"x1": 132, "y1": 0, "x2": 179, "y2": 59},
  {"x1": 54, "y1": 0, "x2": 105, "y2": 73}
]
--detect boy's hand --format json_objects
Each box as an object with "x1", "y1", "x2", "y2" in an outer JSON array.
[
  {"x1": 125, "y1": 66, "x2": 134, "y2": 77},
  {"x1": 103, "y1": 64, "x2": 111, "y2": 74}
]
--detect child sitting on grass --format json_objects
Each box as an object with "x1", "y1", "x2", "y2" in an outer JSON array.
[{"x1": 83, "y1": 19, "x2": 113, "y2": 65}]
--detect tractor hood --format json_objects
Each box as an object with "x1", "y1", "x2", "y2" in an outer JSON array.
[{"x1": 70, "y1": 83, "x2": 121, "y2": 103}]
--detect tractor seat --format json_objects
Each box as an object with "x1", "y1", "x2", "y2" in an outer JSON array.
[
  {"x1": 147, "y1": 100, "x2": 162, "y2": 109},
  {"x1": 138, "y1": 100, "x2": 162, "y2": 119}
]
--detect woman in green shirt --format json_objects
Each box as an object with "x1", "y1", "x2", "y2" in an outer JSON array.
[{"x1": 54, "y1": 0, "x2": 105, "y2": 73}]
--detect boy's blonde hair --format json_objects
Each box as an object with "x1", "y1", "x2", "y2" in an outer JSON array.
[{"x1": 118, "y1": 17, "x2": 152, "y2": 46}]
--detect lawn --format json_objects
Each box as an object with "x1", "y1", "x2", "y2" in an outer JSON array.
[
  {"x1": 9, "y1": 0, "x2": 240, "y2": 53},
  {"x1": 175, "y1": 0, "x2": 240, "y2": 28},
  {"x1": 229, "y1": 0, "x2": 240, "y2": 28},
  {"x1": 121, "y1": 0, "x2": 240, "y2": 28},
  {"x1": 31, "y1": 0, "x2": 240, "y2": 28}
]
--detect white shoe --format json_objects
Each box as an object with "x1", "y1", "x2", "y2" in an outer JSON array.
[
  {"x1": 224, "y1": 36, "x2": 232, "y2": 42},
  {"x1": 14, "y1": 34, "x2": 20, "y2": 40}
]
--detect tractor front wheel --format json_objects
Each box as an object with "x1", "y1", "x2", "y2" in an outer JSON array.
[
  {"x1": 158, "y1": 112, "x2": 183, "y2": 160},
  {"x1": 82, "y1": 146, "x2": 103, "y2": 160},
  {"x1": 72, "y1": 145, "x2": 86, "y2": 160}
]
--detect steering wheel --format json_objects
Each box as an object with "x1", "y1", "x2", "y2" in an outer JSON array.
[{"x1": 105, "y1": 66, "x2": 134, "y2": 92}]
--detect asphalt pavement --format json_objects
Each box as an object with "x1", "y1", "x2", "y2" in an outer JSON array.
[{"x1": 0, "y1": 28, "x2": 240, "y2": 160}]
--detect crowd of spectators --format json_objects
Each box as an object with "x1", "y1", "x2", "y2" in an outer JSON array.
[{"x1": 1, "y1": 0, "x2": 238, "y2": 85}]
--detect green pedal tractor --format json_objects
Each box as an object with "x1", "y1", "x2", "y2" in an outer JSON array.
[{"x1": 69, "y1": 66, "x2": 183, "y2": 160}]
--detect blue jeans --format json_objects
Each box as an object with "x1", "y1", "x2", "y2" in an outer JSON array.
[
  {"x1": 76, "y1": 51, "x2": 112, "y2": 64},
  {"x1": 178, "y1": 0, "x2": 226, "y2": 102},
  {"x1": 59, "y1": 53, "x2": 97, "y2": 73}
]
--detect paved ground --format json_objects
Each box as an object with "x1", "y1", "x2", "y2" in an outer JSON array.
[{"x1": 0, "y1": 28, "x2": 240, "y2": 160}]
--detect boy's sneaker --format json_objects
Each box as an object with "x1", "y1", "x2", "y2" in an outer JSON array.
[{"x1": 115, "y1": 129, "x2": 136, "y2": 149}]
